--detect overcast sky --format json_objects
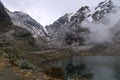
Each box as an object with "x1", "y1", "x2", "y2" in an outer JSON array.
[{"x1": 1, "y1": 0, "x2": 120, "y2": 26}]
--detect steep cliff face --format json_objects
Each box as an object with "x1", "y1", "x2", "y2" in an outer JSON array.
[
  {"x1": 46, "y1": 0, "x2": 120, "y2": 51},
  {"x1": 0, "y1": 1, "x2": 13, "y2": 33},
  {"x1": 46, "y1": 12, "x2": 89, "y2": 47}
]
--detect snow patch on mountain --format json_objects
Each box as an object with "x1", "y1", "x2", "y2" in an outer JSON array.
[
  {"x1": 45, "y1": 0, "x2": 120, "y2": 50},
  {"x1": 7, "y1": 10, "x2": 47, "y2": 38}
]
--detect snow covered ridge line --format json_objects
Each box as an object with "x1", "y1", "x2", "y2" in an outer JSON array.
[
  {"x1": 45, "y1": 0, "x2": 120, "y2": 48},
  {"x1": 48, "y1": 0, "x2": 115, "y2": 29},
  {"x1": 6, "y1": 10, "x2": 48, "y2": 38},
  {"x1": 66, "y1": 0, "x2": 115, "y2": 23}
]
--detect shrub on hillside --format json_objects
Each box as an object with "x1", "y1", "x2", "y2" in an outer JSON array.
[{"x1": 18, "y1": 60, "x2": 35, "y2": 69}]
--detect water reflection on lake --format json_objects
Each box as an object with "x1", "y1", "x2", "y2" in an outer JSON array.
[{"x1": 53, "y1": 56, "x2": 120, "y2": 80}]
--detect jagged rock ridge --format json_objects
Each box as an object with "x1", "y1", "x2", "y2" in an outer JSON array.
[{"x1": 45, "y1": 0, "x2": 119, "y2": 49}]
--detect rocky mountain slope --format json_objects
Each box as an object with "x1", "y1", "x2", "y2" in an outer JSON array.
[
  {"x1": 7, "y1": 10, "x2": 49, "y2": 49},
  {"x1": 46, "y1": 0, "x2": 114, "y2": 46},
  {"x1": 7, "y1": 10, "x2": 47, "y2": 38},
  {"x1": 0, "y1": 1, "x2": 45, "y2": 51},
  {"x1": 46, "y1": 0, "x2": 120, "y2": 55}
]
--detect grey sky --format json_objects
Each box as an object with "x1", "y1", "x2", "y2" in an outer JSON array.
[{"x1": 1, "y1": 0, "x2": 120, "y2": 26}]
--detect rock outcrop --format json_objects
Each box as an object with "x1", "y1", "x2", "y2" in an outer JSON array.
[{"x1": 0, "y1": 1, "x2": 13, "y2": 33}]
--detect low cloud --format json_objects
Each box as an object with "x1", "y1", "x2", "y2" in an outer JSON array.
[{"x1": 81, "y1": 8, "x2": 120, "y2": 44}]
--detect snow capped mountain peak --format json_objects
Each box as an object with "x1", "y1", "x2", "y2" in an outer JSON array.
[
  {"x1": 69, "y1": 0, "x2": 115, "y2": 23},
  {"x1": 46, "y1": 0, "x2": 120, "y2": 48},
  {"x1": 7, "y1": 10, "x2": 47, "y2": 38}
]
